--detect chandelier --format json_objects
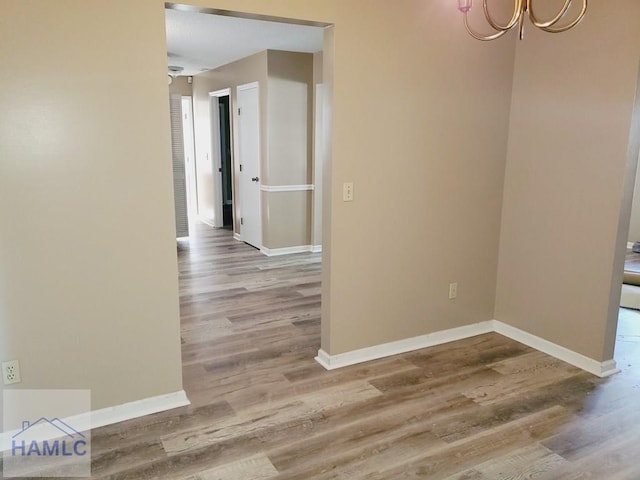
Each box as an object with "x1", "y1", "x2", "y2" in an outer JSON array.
[{"x1": 456, "y1": 0, "x2": 588, "y2": 41}]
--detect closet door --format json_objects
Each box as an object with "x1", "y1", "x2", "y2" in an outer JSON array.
[{"x1": 236, "y1": 82, "x2": 262, "y2": 249}]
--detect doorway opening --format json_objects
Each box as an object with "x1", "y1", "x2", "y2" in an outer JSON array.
[
  {"x1": 165, "y1": 5, "x2": 334, "y2": 374},
  {"x1": 218, "y1": 95, "x2": 233, "y2": 228},
  {"x1": 616, "y1": 148, "x2": 640, "y2": 373},
  {"x1": 210, "y1": 88, "x2": 234, "y2": 230}
]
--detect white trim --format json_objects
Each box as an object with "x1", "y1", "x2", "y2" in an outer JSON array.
[
  {"x1": 260, "y1": 184, "x2": 315, "y2": 193},
  {"x1": 1, "y1": 390, "x2": 190, "y2": 452},
  {"x1": 237, "y1": 81, "x2": 259, "y2": 91},
  {"x1": 311, "y1": 245, "x2": 322, "y2": 253},
  {"x1": 87, "y1": 390, "x2": 190, "y2": 430},
  {"x1": 198, "y1": 216, "x2": 217, "y2": 228},
  {"x1": 628, "y1": 242, "x2": 634, "y2": 249},
  {"x1": 315, "y1": 320, "x2": 620, "y2": 378},
  {"x1": 491, "y1": 320, "x2": 619, "y2": 378},
  {"x1": 261, "y1": 245, "x2": 316, "y2": 256},
  {"x1": 315, "y1": 322, "x2": 494, "y2": 370},
  {"x1": 209, "y1": 95, "x2": 224, "y2": 228},
  {"x1": 209, "y1": 87, "x2": 231, "y2": 98},
  {"x1": 620, "y1": 283, "x2": 640, "y2": 310},
  {"x1": 233, "y1": 233, "x2": 242, "y2": 241}
]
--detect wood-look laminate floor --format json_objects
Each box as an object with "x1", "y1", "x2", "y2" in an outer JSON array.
[{"x1": 63, "y1": 225, "x2": 640, "y2": 478}]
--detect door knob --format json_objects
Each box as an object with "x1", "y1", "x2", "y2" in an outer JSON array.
[{"x1": 251, "y1": 177, "x2": 259, "y2": 182}]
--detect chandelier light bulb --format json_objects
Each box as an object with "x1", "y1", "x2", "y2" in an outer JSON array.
[{"x1": 458, "y1": 0, "x2": 473, "y2": 13}]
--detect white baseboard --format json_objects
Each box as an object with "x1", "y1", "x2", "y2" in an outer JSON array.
[
  {"x1": 315, "y1": 320, "x2": 619, "y2": 378},
  {"x1": 315, "y1": 321, "x2": 494, "y2": 370},
  {"x1": 628, "y1": 242, "x2": 634, "y2": 249},
  {"x1": 85, "y1": 390, "x2": 190, "y2": 431},
  {"x1": 621, "y1": 283, "x2": 640, "y2": 310},
  {"x1": 261, "y1": 245, "x2": 320, "y2": 256},
  {"x1": 1, "y1": 390, "x2": 190, "y2": 452},
  {"x1": 233, "y1": 233, "x2": 242, "y2": 241},
  {"x1": 198, "y1": 216, "x2": 217, "y2": 228},
  {"x1": 491, "y1": 320, "x2": 619, "y2": 378},
  {"x1": 311, "y1": 245, "x2": 322, "y2": 253},
  {"x1": 260, "y1": 184, "x2": 315, "y2": 192}
]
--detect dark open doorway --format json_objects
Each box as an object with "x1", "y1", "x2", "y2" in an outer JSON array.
[{"x1": 218, "y1": 95, "x2": 233, "y2": 228}]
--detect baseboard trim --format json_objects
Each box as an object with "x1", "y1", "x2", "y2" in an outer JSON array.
[
  {"x1": 315, "y1": 321, "x2": 494, "y2": 370},
  {"x1": 261, "y1": 245, "x2": 319, "y2": 256},
  {"x1": 260, "y1": 184, "x2": 314, "y2": 193},
  {"x1": 198, "y1": 216, "x2": 217, "y2": 228},
  {"x1": 1, "y1": 390, "x2": 190, "y2": 452},
  {"x1": 233, "y1": 233, "x2": 242, "y2": 241},
  {"x1": 315, "y1": 320, "x2": 619, "y2": 378},
  {"x1": 311, "y1": 245, "x2": 322, "y2": 253},
  {"x1": 85, "y1": 390, "x2": 190, "y2": 430},
  {"x1": 492, "y1": 320, "x2": 619, "y2": 378}
]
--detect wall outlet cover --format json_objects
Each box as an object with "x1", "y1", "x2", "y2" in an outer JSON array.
[{"x1": 2, "y1": 360, "x2": 22, "y2": 385}]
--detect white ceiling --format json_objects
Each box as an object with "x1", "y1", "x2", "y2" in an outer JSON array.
[{"x1": 165, "y1": 8, "x2": 325, "y2": 76}]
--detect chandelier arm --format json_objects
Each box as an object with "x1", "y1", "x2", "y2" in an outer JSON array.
[
  {"x1": 482, "y1": 0, "x2": 523, "y2": 32},
  {"x1": 537, "y1": 0, "x2": 588, "y2": 33},
  {"x1": 463, "y1": 13, "x2": 511, "y2": 41},
  {"x1": 528, "y1": 0, "x2": 574, "y2": 29}
]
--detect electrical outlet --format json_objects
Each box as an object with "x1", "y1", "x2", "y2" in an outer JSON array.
[
  {"x1": 2, "y1": 360, "x2": 22, "y2": 385},
  {"x1": 343, "y1": 182, "x2": 354, "y2": 202},
  {"x1": 449, "y1": 282, "x2": 458, "y2": 300}
]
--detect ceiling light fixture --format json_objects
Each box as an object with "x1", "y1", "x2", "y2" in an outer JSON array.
[
  {"x1": 168, "y1": 65, "x2": 184, "y2": 77},
  {"x1": 456, "y1": 0, "x2": 588, "y2": 41},
  {"x1": 167, "y1": 65, "x2": 184, "y2": 86}
]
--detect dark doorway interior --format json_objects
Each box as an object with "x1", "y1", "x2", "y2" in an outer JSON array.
[{"x1": 218, "y1": 95, "x2": 233, "y2": 228}]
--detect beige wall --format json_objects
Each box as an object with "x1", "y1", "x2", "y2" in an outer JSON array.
[
  {"x1": 1, "y1": 1, "x2": 519, "y2": 410},
  {"x1": 193, "y1": 50, "x2": 315, "y2": 249},
  {"x1": 169, "y1": 76, "x2": 194, "y2": 96},
  {"x1": 184, "y1": 0, "x2": 515, "y2": 353},
  {"x1": 266, "y1": 51, "x2": 313, "y2": 185},
  {"x1": 0, "y1": 1, "x2": 184, "y2": 413},
  {"x1": 192, "y1": 51, "x2": 268, "y2": 230},
  {"x1": 495, "y1": 0, "x2": 640, "y2": 361},
  {"x1": 263, "y1": 51, "x2": 315, "y2": 249},
  {"x1": 320, "y1": 2, "x2": 515, "y2": 353},
  {"x1": 8, "y1": 0, "x2": 633, "y2": 422},
  {"x1": 262, "y1": 191, "x2": 312, "y2": 248}
]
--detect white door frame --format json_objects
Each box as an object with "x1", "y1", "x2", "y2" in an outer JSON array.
[
  {"x1": 181, "y1": 96, "x2": 198, "y2": 218},
  {"x1": 209, "y1": 88, "x2": 232, "y2": 228}
]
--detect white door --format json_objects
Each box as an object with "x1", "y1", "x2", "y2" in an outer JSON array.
[
  {"x1": 181, "y1": 96, "x2": 198, "y2": 217},
  {"x1": 237, "y1": 82, "x2": 262, "y2": 249}
]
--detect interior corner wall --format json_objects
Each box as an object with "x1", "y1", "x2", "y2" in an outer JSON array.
[
  {"x1": 183, "y1": 0, "x2": 516, "y2": 354},
  {"x1": 495, "y1": 0, "x2": 640, "y2": 362},
  {"x1": 169, "y1": 76, "x2": 194, "y2": 96},
  {"x1": 193, "y1": 49, "x2": 315, "y2": 250},
  {"x1": 0, "y1": 1, "x2": 184, "y2": 414},
  {"x1": 191, "y1": 51, "x2": 268, "y2": 233},
  {"x1": 263, "y1": 50, "x2": 315, "y2": 249}
]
